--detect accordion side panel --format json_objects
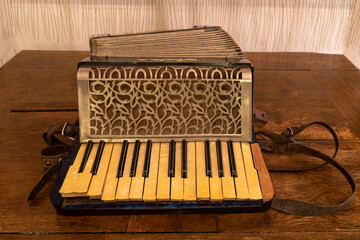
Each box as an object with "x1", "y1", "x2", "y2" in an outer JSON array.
[
  {"x1": 78, "y1": 65, "x2": 252, "y2": 143},
  {"x1": 78, "y1": 66, "x2": 91, "y2": 142},
  {"x1": 239, "y1": 79, "x2": 252, "y2": 142}
]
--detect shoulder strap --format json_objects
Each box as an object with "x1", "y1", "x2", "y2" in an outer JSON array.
[
  {"x1": 256, "y1": 122, "x2": 356, "y2": 216},
  {"x1": 28, "y1": 121, "x2": 79, "y2": 201}
]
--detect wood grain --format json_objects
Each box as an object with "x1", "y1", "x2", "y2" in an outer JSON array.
[
  {"x1": 253, "y1": 70, "x2": 358, "y2": 140},
  {"x1": 314, "y1": 70, "x2": 360, "y2": 138},
  {"x1": 127, "y1": 214, "x2": 217, "y2": 233},
  {"x1": 0, "y1": 124, "x2": 128, "y2": 233},
  {"x1": 1, "y1": 232, "x2": 360, "y2": 240},
  {"x1": 0, "y1": 51, "x2": 359, "y2": 239}
]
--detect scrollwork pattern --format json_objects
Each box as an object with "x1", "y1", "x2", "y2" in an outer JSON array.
[{"x1": 88, "y1": 66, "x2": 243, "y2": 137}]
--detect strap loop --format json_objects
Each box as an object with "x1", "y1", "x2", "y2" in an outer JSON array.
[
  {"x1": 256, "y1": 122, "x2": 356, "y2": 216},
  {"x1": 28, "y1": 119, "x2": 79, "y2": 201}
]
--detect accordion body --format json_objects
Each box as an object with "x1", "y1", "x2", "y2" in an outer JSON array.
[{"x1": 51, "y1": 26, "x2": 274, "y2": 214}]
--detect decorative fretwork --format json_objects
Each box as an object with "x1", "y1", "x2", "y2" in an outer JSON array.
[{"x1": 87, "y1": 66, "x2": 244, "y2": 138}]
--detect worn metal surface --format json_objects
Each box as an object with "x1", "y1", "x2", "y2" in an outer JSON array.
[{"x1": 78, "y1": 65, "x2": 252, "y2": 143}]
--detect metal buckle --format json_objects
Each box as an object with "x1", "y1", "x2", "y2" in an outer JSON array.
[
  {"x1": 286, "y1": 127, "x2": 294, "y2": 137},
  {"x1": 61, "y1": 122, "x2": 75, "y2": 141}
]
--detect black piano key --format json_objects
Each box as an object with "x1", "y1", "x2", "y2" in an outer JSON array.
[
  {"x1": 91, "y1": 140, "x2": 105, "y2": 175},
  {"x1": 142, "y1": 140, "x2": 152, "y2": 178},
  {"x1": 181, "y1": 140, "x2": 187, "y2": 178},
  {"x1": 130, "y1": 140, "x2": 141, "y2": 177},
  {"x1": 78, "y1": 140, "x2": 94, "y2": 173},
  {"x1": 116, "y1": 140, "x2": 129, "y2": 178},
  {"x1": 205, "y1": 140, "x2": 212, "y2": 177},
  {"x1": 168, "y1": 140, "x2": 175, "y2": 177},
  {"x1": 227, "y1": 141, "x2": 238, "y2": 177},
  {"x1": 216, "y1": 140, "x2": 224, "y2": 178}
]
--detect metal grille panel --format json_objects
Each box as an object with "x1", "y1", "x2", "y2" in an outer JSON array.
[{"x1": 78, "y1": 65, "x2": 252, "y2": 142}]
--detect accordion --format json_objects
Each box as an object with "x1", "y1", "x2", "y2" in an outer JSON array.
[{"x1": 50, "y1": 26, "x2": 274, "y2": 214}]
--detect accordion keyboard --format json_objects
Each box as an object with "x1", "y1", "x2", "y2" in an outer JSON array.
[{"x1": 59, "y1": 140, "x2": 263, "y2": 202}]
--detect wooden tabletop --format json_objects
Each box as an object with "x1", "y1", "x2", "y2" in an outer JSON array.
[{"x1": 0, "y1": 51, "x2": 359, "y2": 239}]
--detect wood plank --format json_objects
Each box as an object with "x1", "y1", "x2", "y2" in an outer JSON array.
[
  {"x1": 2, "y1": 50, "x2": 89, "y2": 69},
  {"x1": 0, "y1": 51, "x2": 88, "y2": 112},
  {"x1": 0, "y1": 112, "x2": 78, "y2": 132},
  {"x1": 0, "y1": 124, "x2": 129, "y2": 233},
  {"x1": 245, "y1": 52, "x2": 312, "y2": 70},
  {"x1": 310, "y1": 54, "x2": 358, "y2": 70},
  {"x1": 253, "y1": 70, "x2": 358, "y2": 140},
  {"x1": 127, "y1": 214, "x2": 217, "y2": 232},
  {"x1": 2, "y1": 232, "x2": 360, "y2": 240},
  {"x1": 245, "y1": 52, "x2": 357, "y2": 70},
  {"x1": 314, "y1": 70, "x2": 360, "y2": 138},
  {"x1": 218, "y1": 190, "x2": 360, "y2": 233}
]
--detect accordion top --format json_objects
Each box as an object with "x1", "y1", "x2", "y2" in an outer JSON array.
[
  {"x1": 88, "y1": 26, "x2": 247, "y2": 64},
  {"x1": 78, "y1": 26, "x2": 253, "y2": 143}
]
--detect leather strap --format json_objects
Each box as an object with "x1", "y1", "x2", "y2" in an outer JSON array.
[
  {"x1": 256, "y1": 122, "x2": 356, "y2": 216},
  {"x1": 43, "y1": 122, "x2": 78, "y2": 146},
  {"x1": 28, "y1": 120, "x2": 79, "y2": 201},
  {"x1": 258, "y1": 121, "x2": 339, "y2": 172},
  {"x1": 28, "y1": 159, "x2": 63, "y2": 201},
  {"x1": 253, "y1": 104, "x2": 268, "y2": 122}
]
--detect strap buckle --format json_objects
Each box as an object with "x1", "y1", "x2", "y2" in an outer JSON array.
[
  {"x1": 61, "y1": 122, "x2": 75, "y2": 141},
  {"x1": 286, "y1": 127, "x2": 294, "y2": 137}
]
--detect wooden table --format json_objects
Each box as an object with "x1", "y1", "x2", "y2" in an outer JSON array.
[{"x1": 0, "y1": 51, "x2": 359, "y2": 239}]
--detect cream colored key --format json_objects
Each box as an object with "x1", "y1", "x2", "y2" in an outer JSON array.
[
  {"x1": 59, "y1": 143, "x2": 88, "y2": 197},
  {"x1": 87, "y1": 143, "x2": 114, "y2": 199},
  {"x1": 171, "y1": 142, "x2": 184, "y2": 201},
  {"x1": 143, "y1": 143, "x2": 161, "y2": 202},
  {"x1": 232, "y1": 142, "x2": 250, "y2": 200},
  {"x1": 209, "y1": 141, "x2": 223, "y2": 201},
  {"x1": 241, "y1": 142, "x2": 262, "y2": 201},
  {"x1": 220, "y1": 142, "x2": 236, "y2": 200},
  {"x1": 183, "y1": 142, "x2": 196, "y2": 201},
  {"x1": 156, "y1": 142, "x2": 171, "y2": 201},
  {"x1": 196, "y1": 141, "x2": 210, "y2": 201},
  {"x1": 73, "y1": 143, "x2": 99, "y2": 195},
  {"x1": 102, "y1": 143, "x2": 122, "y2": 202},
  {"x1": 129, "y1": 143, "x2": 146, "y2": 201},
  {"x1": 115, "y1": 143, "x2": 134, "y2": 201}
]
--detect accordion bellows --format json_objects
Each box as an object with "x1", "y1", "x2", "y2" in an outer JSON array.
[{"x1": 78, "y1": 26, "x2": 253, "y2": 143}]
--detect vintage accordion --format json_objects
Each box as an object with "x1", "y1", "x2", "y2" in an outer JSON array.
[{"x1": 50, "y1": 26, "x2": 274, "y2": 214}]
